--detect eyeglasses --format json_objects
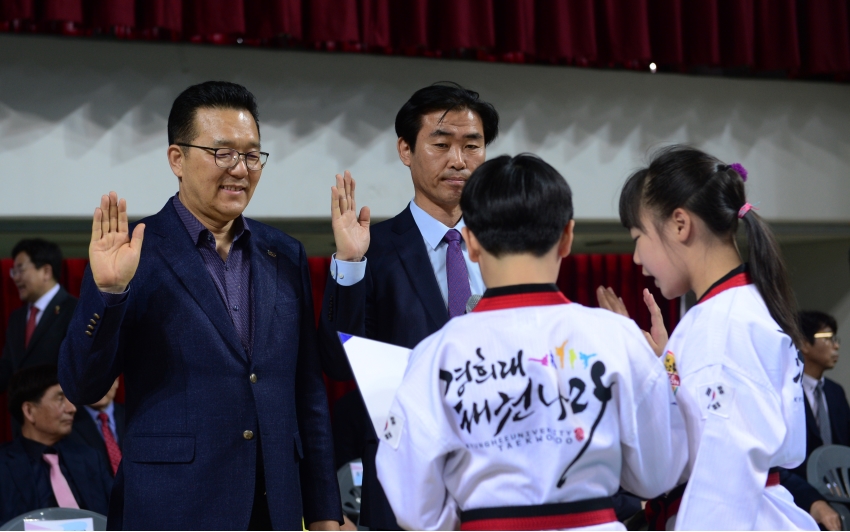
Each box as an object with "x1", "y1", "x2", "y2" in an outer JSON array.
[
  {"x1": 177, "y1": 143, "x2": 268, "y2": 171},
  {"x1": 8, "y1": 263, "x2": 32, "y2": 279},
  {"x1": 814, "y1": 332, "x2": 841, "y2": 346}
]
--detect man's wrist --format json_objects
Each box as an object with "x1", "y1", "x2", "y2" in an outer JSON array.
[{"x1": 334, "y1": 253, "x2": 363, "y2": 263}]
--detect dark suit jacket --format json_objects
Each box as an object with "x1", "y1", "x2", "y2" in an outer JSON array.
[
  {"x1": 58, "y1": 199, "x2": 341, "y2": 530},
  {"x1": 68, "y1": 403, "x2": 125, "y2": 476},
  {"x1": 318, "y1": 205, "x2": 449, "y2": 529},
  {"x1": 0, "y1": 287, "x2": 77, "y2": 393},
  {"x1": 792, "y1": 377, "x2": 850, "y2": 479},
  {"x1": 0, "y1": 436, "x2": 112, "y2": 523}
]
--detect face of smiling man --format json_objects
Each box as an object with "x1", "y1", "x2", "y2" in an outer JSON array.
[{"x1": 168, "y1": 107, "x2": 262, "y2": 231}]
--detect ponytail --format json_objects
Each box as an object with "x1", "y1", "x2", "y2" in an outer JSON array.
[
  {"x1": 740, "y1": 210, "x2": 803, "y2": 346},
  {"x1": 620, "y1": 145, "x2": 802, "y2": 346}
]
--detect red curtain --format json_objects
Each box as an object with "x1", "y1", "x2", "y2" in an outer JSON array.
[
  {"x1": 0, "y1": 254, "x2": 676, "y2": 443},
  {"x1": 0, "y1": 0, "x2": 847, "y2": 79}
]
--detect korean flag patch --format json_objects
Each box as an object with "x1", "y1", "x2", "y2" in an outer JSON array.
[
  {"x1": 382, "y1": 411, "x2": 405, "y2": 450},
  {"x1": 699, "y1": 382, "x2": 735, "y2": 418}
]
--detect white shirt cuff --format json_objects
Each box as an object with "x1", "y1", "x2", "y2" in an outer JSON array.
[{"x1": 330, "y1": 254, "x2": 367, "y2": 287}]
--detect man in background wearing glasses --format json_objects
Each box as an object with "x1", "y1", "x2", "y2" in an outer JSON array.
[
  {"x1": 58, "y1": 81, "x2": 341, "y2": 530},
  {"x1": 793, "y1": 310, "x2": 848, "y2": 477},
  {"x1": 1, "y1": 239, "x2": 76, "y2": 395}
]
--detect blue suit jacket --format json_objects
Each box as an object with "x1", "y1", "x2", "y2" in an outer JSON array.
[
  {"x1": 59, "y1": 199, "x2": 341, "y2": 530},
  {"x1": 792, "y1": 377, "x2": 850, "y2": 479},
  {"x1": 318, "y1": 205, "x2": 448, "y2": 529},
  {"x1": 0, "y1": 437, "x2": 112, "y2": 523}
]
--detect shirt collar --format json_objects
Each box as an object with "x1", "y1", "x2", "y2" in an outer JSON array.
[
  {"x1": 84, "y1": 401, "x2": 115, "y2": 423},
  {"x1": 20, "y1": 436, "x2": 51, "y2": 462},
  {"x1": 31, "y1": 283, "x2": 61, "y2": 314},
  {"x1": 409, "y1": 200, "x2": 466, "y2": 251},
  {"x1": 173, "y1": 194, "x2": 250, "y2": 246},
  {"x1": 802, "y1": 372, "x2": 823, "y2": 391}
]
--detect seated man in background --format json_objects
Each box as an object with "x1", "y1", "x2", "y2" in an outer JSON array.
[
  {"x1": 795, "y1": 310, "x2": 848, "y2": 476},
  {"x1": 0, "y1": 365, "x2": 111, "y2": 523},
  {"x1": 69, "y1": 378, "x2": 123, "y2": 477},
  {"x1": 1, "y1": 239, "x2": 77, "y2": 394}
]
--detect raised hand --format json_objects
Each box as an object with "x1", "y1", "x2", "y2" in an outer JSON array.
[
  {"x1": 596, "y1": 286, "x2": 669, "y2": 357},
  {"x1": 331, "y1": 171, "x2": 370, "y2": 262},
  {"x1": 90, "y1": 191, "x2": 145, "y2": 294}
]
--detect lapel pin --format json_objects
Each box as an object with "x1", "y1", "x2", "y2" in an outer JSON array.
[
  {"x1": 267, "y1": 250, "x2": 277, "y2": 258},
  {"x1": 54, "y1": 305, "x2": 60, "y2": 315}
]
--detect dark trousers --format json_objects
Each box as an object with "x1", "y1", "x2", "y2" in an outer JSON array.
[{"x1": 249, "y1": 439, "x2": 273, "y2": 530}]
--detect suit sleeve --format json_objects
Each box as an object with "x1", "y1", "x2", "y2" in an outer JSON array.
[
  {"x1": 294, "y1": 245, "x2": 344, "y2": 524},
  {"x1": 780, "y1": 468, "x2": 824, "y2": 513},
  {"x1": 0, "y1": 321, "x2": 14, "y2": 393},
  {"x1": 58, "y1": 265, "x2": 128, "y2": 406},
  {"x1": 316, "y1": 265, "x2": 370, "y2": 382}
]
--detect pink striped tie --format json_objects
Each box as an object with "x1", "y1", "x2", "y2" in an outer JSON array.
[{"x1": 42, "y1": 453, "x2": 80, "y2": 509}]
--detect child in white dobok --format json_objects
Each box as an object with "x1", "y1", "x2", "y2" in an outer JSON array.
[
  {"x1": 376, "y1": 154, "x2": 687, "y2": 531},
  {"x1": 604, "y1": 146, "x2": 817, "y2": 530}
]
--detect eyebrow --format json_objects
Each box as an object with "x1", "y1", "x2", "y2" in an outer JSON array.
[{"x1": 429, "y1": 129, "x2": 484, "y2": 140}]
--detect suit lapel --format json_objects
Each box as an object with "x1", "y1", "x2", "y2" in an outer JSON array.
[
  {"x1": 6, "y1": 440, "x2": 38, "y2": 510},
  {"x1": 23, "y1": 288, "x2": 68, "y2": 358},
  {"x1": 150, "y1": 203, "x2": 247, "y2": 362},
  {"x1": 57, "y1": 442, "x2": 94, "y2": 509},
  {"x1": 390, "y1": 207, "x2": 448, "y2": 330},
  {"x1": 250, "y1": 232, "x2": 277, "y2": 357}
]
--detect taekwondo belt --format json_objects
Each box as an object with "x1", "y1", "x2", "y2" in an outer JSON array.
[
  {"x1": 644, "y1": 467, "x2": 781, "y2": 530},
  {"x1": 459, "y1": 496, "x2": 616, "y2": 531}
]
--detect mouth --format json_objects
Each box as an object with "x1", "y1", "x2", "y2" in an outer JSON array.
[
  {"x1": 219, "y1": 184, "x2": 247, "y2": 195},
  {"x1": 442, "y1": 175, "x2": 467, "y2": 185}
]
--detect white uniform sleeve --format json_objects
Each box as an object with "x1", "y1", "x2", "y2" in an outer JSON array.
[
  {"x1": 675, "y1": 364, "x2": 785, "y2": 530},
  {"x1": 329, "y1": 254, "x2": 367, "y2": 286},
  {"x1": 376, "y1": 335, "x2": 460, "y2": 530},
  {"x1": 618, "y1": 324, "x2": 688, "y2": 499}
]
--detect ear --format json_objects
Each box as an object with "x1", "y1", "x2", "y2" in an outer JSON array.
[
  {"x1": 40, "y1": 264, "x2": 54, "y2": 282},
  {"x1": 670, "y1": 208, "x2": 692, "y2": 243},
  {"x1": 21, "y1": 402, "x2": 37, "y2": 425},
  {"x1": 462, "y1": 227, "x2": 482, "y2": 263},
  {"x1": 799, "y1": 340, "x2": 813, "y2": 357},
  {"x1": 397, "y1": 137, "x2": 412, "y2": 168},
  {"x1": 558, "y1": 220, "x2": 575, "y2": 258},
  {"x1": 168, "y1": 144, "x2": 185, "y2": 181}
]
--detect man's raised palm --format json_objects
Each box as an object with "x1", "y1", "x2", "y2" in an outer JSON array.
[
  {"x1": 90, "y1": 191, "x2": 145, "y2": 294},
  {"x1": 331, "y1": 171, "x2": 370, "y2": 262}
]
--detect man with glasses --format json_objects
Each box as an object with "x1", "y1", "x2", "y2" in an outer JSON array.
[
  {"x1": 1, "y1": 239, "x2": 77, "y2": 395},
  {"x1": 58, "y1": 81, "x2": 341, "y2": 530},
  {"x1": 794, "y1": 310, "x2": 848, "y2": 476}
]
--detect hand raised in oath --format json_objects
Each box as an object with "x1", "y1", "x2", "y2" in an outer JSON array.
[
  {"x1": 596, "y1": 286, "x2": 669, "y2": 357},
  {"x1": 89, "y1": 191, "x2": 145, "y2": 294},
  {"x1": 331, "y1": 170, "x2": 370, "y2": 262}
]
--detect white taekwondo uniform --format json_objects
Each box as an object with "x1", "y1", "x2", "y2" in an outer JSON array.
[
  {"x1": 659, "y1": 267, "x2": 817, "y2": 531},
  {"x1": 376, "y1": 285, "x2": 687, "y2": 531}
]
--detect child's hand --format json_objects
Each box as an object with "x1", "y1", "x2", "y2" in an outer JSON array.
[{"x1": 596, "y1": 286, "x2": 669, "y2": 357}]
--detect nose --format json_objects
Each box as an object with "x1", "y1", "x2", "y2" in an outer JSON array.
[
  {"x1": 228, "y1": 155, "x2": 250, "y2": 178},
  {"x1": 64, "y1": 399, "x2": 77, "y2": 415},
  {"x1": 632, "y1": 249, "x2": 642, "y2": 266},
  {"x1": 448, "y1": 145, "x2": 465, "y2": 170}
]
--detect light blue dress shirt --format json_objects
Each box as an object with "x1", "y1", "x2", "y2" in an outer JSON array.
[
  {"x1": 84, "y1": 402, "x2": 118, "y2": 444},
  {"x1": 330, "y1": 200, "x2": 485, "y2": 308}
]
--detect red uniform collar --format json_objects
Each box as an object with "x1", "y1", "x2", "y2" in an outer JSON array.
[
  {"x1": 473, "y1": 284, "x2": 571, "y2": 312},
  {"x1": 697, "y1": 265, "x2": 752, "y2": 304}
]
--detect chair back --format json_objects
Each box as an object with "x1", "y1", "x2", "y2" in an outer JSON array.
[
  {"x1": 808, "y1": 444, "x2": 850, "y2": 503},
  {"x1": 0, "y1": 508, "x2": 107, "y2": 531},
  {"x1": 337, "y1": 460, "x2": 363, "y2": 522}
]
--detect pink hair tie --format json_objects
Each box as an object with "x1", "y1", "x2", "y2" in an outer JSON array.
[{"x1": 738, "y1": 203, "x2": 757, "y2": 218}]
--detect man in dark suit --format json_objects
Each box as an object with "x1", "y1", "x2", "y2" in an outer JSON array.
[
  {"x1": 793, "y1": 310, "x2": 849, "y2": 480},
  {"x1": 318, "y1": 83, "x2": 499, "y2": 529},
  {"x1": 0, "y1": 365, "x2": 111, "y2": 524},
  {"x1": 69, "y1": 378, "x2": 124, "y2": 477},
  {"x1": 59, "y1": 82, "x2": 341, "y2": 530},
  {"x1": 1, "y1": 239, "x2": 77, "y2": 394}
]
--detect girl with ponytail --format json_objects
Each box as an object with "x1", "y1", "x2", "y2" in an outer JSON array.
[{"x1": 609, "y1": 145, "x2": 814, "y2": 530}]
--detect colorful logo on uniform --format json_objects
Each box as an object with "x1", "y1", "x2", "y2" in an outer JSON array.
[{"x1": 664, "y1": 351, "x2": 680, "y2": 395}]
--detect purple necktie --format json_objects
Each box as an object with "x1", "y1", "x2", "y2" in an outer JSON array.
[{"x1": 443, "y1": 229, "x2": 472, "y2": 318}]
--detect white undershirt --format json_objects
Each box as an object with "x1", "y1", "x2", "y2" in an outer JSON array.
[{"x1": 28, "y1": 283, "x2": 60, "y2": 326}]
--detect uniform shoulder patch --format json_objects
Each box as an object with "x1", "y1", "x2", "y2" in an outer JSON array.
[
  {"x1": 381, "y1": 411, "x2": 405, "y2": 450},
  {"x1": 664, "y1": 351, "x2": 680, "y2": 395},
  {"x1": 698, "y1": 382, "x2": 735, "y2": 418}
]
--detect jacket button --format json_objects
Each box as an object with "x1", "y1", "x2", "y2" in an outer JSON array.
[
  {"x1": 93, "y1": 313, "x2": 101, "y2": 320},
  {"x1": 90, "y1": 319, "x2": 97, "y2": 325},
  {"x1": 85, "y1": 331, "x2": 92, "y2": 337},
  {"x1": 250, "y1": 374, "x2": 258, "y2": 384},
  {"x1": 243, "y1": 430, "x2": 254, "y2": 440}
]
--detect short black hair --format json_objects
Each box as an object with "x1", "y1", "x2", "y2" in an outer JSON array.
[
  {"x1": 799, "y1": 311, "x2": 838, "y2": 344},
  {"x1": 8, "y1": 365, "x2": 59, "y2": 425},
  {"x1": 395, "y1": 82, "x2": 499, "y2": 152},
  {"x1": 461, "y1": 153, "x2": 573, "y2": 258},
  {"x1": 11, "y1": 238, "x2": 62, "y2": 282},
  {"x1": 168, "y1": 81, "x2": 261, "y2": 145}
]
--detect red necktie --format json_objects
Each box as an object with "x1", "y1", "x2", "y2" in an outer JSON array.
[
  {"x1": 98, "y1": 412, "x2": 122, "y2": 475},
  {"x1": 24, "y1": 306, "x2": 38, "y2": 348}
]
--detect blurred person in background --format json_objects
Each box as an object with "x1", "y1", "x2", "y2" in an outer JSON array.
[{"x1": 69, "y1": 378, "x2": 123, "y2": 478}]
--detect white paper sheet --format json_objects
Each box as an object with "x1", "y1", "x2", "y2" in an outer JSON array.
[{"x1": 338, "y1": 333, "x2": 411, "y2": 436}]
